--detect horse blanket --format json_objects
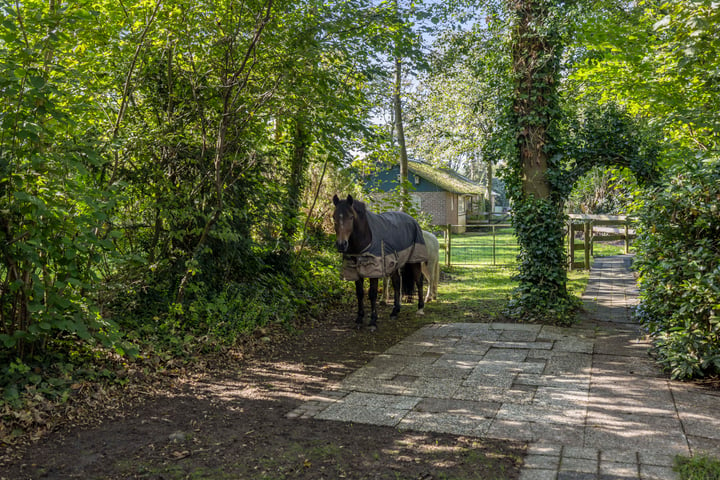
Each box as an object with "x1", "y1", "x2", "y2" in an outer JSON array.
[{"x1": 342, "y1": 211, "x2": 428, "y2": 281}]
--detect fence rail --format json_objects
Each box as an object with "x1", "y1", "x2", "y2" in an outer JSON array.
[
  {"x1": 438, "y1": 224, "x2": 518, "y2": 267},
  {"x1": 436, "y1": 216, "x2": 636, "y2": 269},
  {"x1": 567, "y1": 214, "x2": 636, "y2": 270}
]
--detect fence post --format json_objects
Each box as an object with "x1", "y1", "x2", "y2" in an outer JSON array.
[
  {"x1": 492, "y1": 225, "x2": 497, "y2": 265},
  {"x1": 624, "y1": 220, "x2": 630, "y2": 254},
  {"x1": 584, "y1": 220, "x2": 591, "y2": 270},
  {"x1": 445, "y1": 224, "x2": 452, "y2": 267},
  {"x1": 567, "y1": 218, "x2": 575, "y2": 271},
  {"x1": 567, "y1": 218, "x2": 573, "y2": 270}
]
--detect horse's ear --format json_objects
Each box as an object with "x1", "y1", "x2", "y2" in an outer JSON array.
[
  {"x1": 346, "y1": 194, "x2": 353, "y2": 206},
  {"x1": 333, "y1": 194, "x2": 340, "y2": 206}
]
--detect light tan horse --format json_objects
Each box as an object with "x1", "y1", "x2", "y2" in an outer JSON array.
[{"x1": 383, "y1": 230, "x2": 439, "y2": 306}]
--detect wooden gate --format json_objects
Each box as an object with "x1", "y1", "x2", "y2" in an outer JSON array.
[{"x1": 567, "y1": 214, "x2": 636, "y2": 270}]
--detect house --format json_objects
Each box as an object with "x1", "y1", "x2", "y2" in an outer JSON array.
[{"x1": 364, "y1": 160, "x2": 485, "y2": 231}]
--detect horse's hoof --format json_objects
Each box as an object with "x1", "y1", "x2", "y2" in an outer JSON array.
[
  {"x1": 355, "y1": 323, "x2": 363, "y2": 330},
  {"x1": 416, "y1": 308, "x2": 425, "y2": 316},
  {"x1": 368, "y1": 324, "x2": 377, "y2": 332}
]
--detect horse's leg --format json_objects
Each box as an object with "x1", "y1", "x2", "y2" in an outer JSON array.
[
  {"x1": 382, "y1": 276, "x2": 391, "y2": 305},
  {"x1": 368, "y1": 277, "x2": 379, "y2": 331},
  {"x1": 390, "y1": 270, "x2": 401, "y2": 318},
  {"x1": 415, "y1": 264, "x2": 425, "y2": 316},
  {"x1": 355, "y1": 279, "x2": 365, "y2": 328},
  {"x1": 432, "y1": 260, "x2": 440, "y2": 300},
  {"x1": 422, "y1": 262, "x2": 432, "y2": 303}
]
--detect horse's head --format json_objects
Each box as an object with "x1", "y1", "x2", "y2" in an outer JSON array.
[{"x1": 332, "y1": 194, "x2": 356, "y2": 253}]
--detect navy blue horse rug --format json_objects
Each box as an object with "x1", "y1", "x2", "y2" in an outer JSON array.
[{"x1": 342, "y1": 210, "x2": 428, "y2": 281}]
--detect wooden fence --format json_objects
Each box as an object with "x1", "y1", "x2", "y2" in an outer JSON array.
[
  {"x1": 439, "y1": 224, "x2": 517, "y2": 267},
  {"x1": 567, "y1": 214, "x2": 636, "y2": 270},
  {"x1": 437, "y1": 215, "x2": 636, "y2": 270}
]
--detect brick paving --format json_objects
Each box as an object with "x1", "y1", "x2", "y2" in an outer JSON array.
[{"x1": 288, "y1": 256, "x2": 720, "y2": 479}]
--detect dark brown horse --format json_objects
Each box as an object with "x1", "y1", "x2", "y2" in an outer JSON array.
[{"x1": 332, "y1": 194, "x2": 426, "y2": 331}]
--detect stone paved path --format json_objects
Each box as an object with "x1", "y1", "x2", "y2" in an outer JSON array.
[{"x1": 289, "y1": 256, "x2": 720, "y2": 479}]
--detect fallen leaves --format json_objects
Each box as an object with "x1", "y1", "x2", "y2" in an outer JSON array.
[{"x1": 170, "y1": 450, "x2": 191, "y2": 460}]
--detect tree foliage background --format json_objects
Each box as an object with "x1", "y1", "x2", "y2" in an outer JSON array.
[
  {"x1": 1, "y1": 0, "x2": 719, "y2": 418},
  {"x1": 0, "y1": 0, "x2": 423, "y2": 406}
]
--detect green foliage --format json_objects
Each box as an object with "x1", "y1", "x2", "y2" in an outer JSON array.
[
  {"x1": 504, "y1": 198, "x2": 581, "y2": 325},
  {"x1": 675, "y1": 454, "x2": 720, "y2": 480},
  {"x1": 364, "y1": 179, "x2": 434, "y2": 230},
  {"x1": 567, "y1": 166, "x2": 639, "y2": 215},
  {"x1": 556, "y1": 103, "x2": 660, "y2": 193},
  {"x1": 0, "y1": 1, "x2": 129, "y2": 361},
  {"x1": 634, "y1": 157, "x2": 720, "y2": 380},
  {"x1": 0, "y1": 0, "x2": 428, "y2": 414},
  {"x1": 570, "y1": 0, "x2": 720, "y2": 151},
  {"x1": 135, "y1": 248, "x2": 348, "y2": 354}
]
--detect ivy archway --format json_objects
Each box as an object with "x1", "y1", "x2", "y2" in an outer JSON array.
[{"x1": 503, "y1": 101, "x2": 659, "y2": 325}]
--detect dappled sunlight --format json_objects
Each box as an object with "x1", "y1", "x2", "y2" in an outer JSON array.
[{"x1": 188, "y1": 359, "x2": 352, "y2": 406}]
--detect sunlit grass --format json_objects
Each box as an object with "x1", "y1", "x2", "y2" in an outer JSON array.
[
  {"x1": 414, "y1": 265, "x2": 589, "y2": 325},
  {"x1": 675, "y1": 454, "x2": 720, "y2": 480},
  {"x1": 438, "y1": 227, "x2": 517, "y2": 266},
  {"x1": 438, "y1": 228, "x2": 634, "y2": 268},
  {"x1": 570, "y1": 236, "x2": 636, "y2": 262}
]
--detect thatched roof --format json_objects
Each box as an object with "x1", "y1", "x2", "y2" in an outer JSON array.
[{"x1": 408, "y1": 160, "x2": 484, "y2": 195}]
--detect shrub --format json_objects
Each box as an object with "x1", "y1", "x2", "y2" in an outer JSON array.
[
  {"x1": 112, "y1": 246, "x2": 349, "y2": 356},
  {"x1": 634, "y1": 157, "x2": 720, "y2": 380}
]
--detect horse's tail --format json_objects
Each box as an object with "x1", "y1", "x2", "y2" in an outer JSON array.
[{"x1": 401, "y1": 264, "x2": 416, "y2": 298}]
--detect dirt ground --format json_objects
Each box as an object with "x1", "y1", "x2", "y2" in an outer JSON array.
[{"x1": 1, "y1": 303, "x2": 525, "y2": 480}]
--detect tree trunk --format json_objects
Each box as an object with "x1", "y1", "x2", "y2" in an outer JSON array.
[
  {"x1": 486, "y1": 159, "x2": 494, "y2": 216},
  {"x1": 505, "y1": 0, "x2": 577, "y2": 324},
  {"x1": 393, "y1": 56, "x2": 410, "y2": 212},
  {"x1": 281, "y1": 115, "x2": 310, "y2": 251},
  {"x1": 511, "y1": 0, "x2": 553, "y2": 201}
]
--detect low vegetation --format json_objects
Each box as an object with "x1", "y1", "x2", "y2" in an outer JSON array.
[
  {"x1": 675, "y1": 454, "x2": 720, "y2": 480},
  {"x1": 634, "y1": 158, "x2": 720, "y2": 380}
]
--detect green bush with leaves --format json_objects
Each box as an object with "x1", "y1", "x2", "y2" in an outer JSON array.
[
  {"x1": 0, "y1": 2, "x2": 131, "y2": 364},
  {"x1": 110, "y1": 245, "x2": 348, "y2": 355},
  {"x1": 634, "y1": 157, "x2": 720, "y2": 380}
]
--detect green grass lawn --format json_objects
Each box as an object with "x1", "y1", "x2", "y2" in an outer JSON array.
[
  {"x1": 570, "y1": 240, "x2": 634, "y2": 263},
  {"x1": 438, "y1": 227, "x2": 517, "y2": 266},
  {"x1": 401, "y1": 264, "x2": 589, "y2": 325},
  {"x1": 437, "y1": 227, "x2": 634, "y2": 268}
]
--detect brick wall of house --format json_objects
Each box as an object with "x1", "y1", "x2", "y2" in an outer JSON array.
[
  {"x1": 367, "y1": 191, "x2": 468, "y2": 231},
  {"x1": 416, "y1": 191, "x2": 451, "y2": 226}
]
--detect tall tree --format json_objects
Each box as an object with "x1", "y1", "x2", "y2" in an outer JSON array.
[
  {"x1": 393, "y1": 55, "x2": 410, "y2": 211},
  {"x1": 498, "y1": 0, "x2": 582, "y2": 323}
]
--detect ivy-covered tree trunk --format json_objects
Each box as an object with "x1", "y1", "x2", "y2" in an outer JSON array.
[
  {"x1": 281, "y1": 116, "x2": 311, "y2": 252},
  {"x1": 504, "y1": 0, "x2": 579, "y2": 324},
  {"x1": 486, "y1": 159, "x2": 494, "y2": 216}
]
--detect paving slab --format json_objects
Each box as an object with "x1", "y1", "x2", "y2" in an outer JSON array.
[{"x1": 288, "y1": 256, "x2": 719, "y2": 479}]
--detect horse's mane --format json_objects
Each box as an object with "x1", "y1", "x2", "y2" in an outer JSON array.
[{"x1": 351, "y1": 198, "x2": 368, "y2": 216}]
